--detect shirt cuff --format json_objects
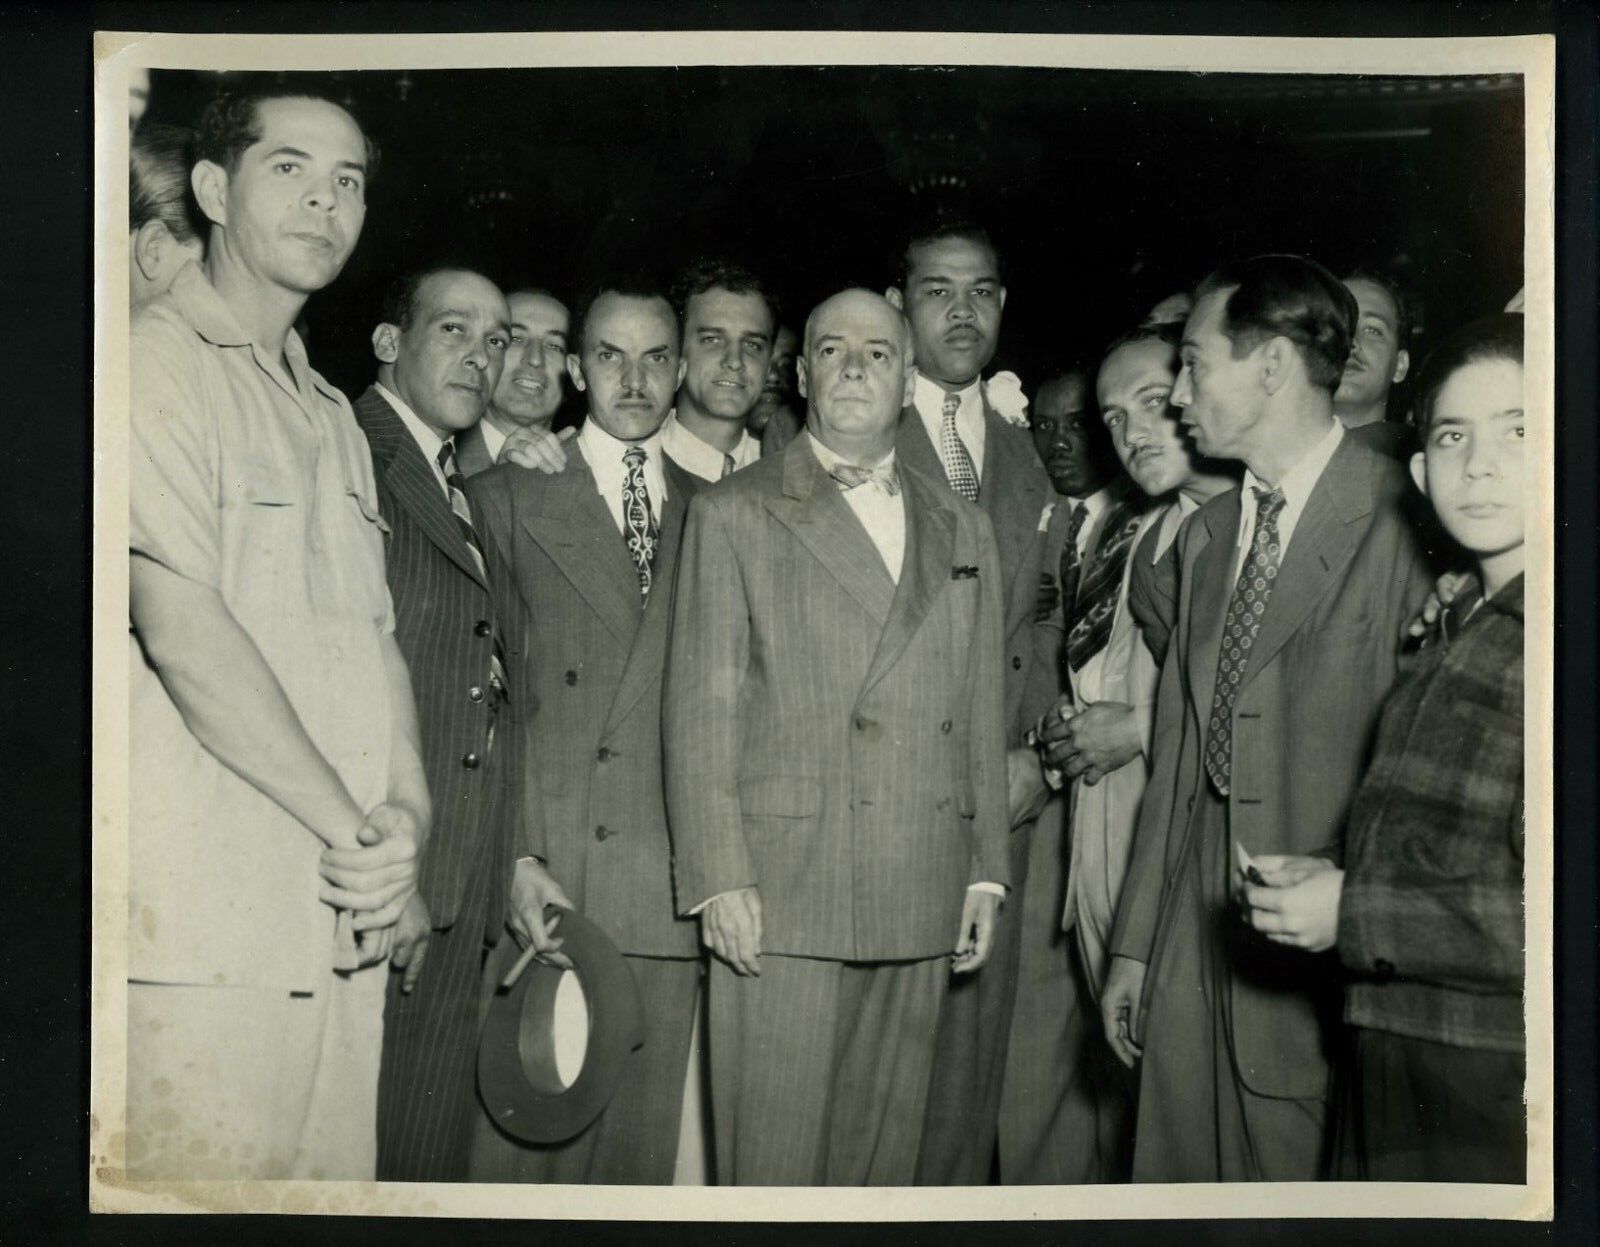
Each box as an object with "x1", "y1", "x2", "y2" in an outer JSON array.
[
  {"x1": 688, "y1": 888, "x2": 740, "y2": 916},
  {"x1": 967, "y1": 882, "x2": 1007, "y2": 897}
]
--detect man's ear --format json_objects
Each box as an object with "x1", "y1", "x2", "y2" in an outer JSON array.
[
  {"x1": 190, "y1": 159, "x2": 228, "y2": 230},
  {"x1": 1408, "y1": 448, "x2": 1428, "y2": 497},
  {"x1": 997, "y1": 285, "x2": 1008, "y2": 312},
  {"x1": 371, "y1": 323, "x2": 400, "y2": 365},
  {"x1": 132, "y1": 219, "x2": 169, "y2": 282},
  {"x1": 1258, "y1": 337, "x2": 1293, "y2": 397},
  {"x1": 884, "y1": 287, "x2": 905, "y2": 312},
  {"x1": 565, "y1": 353, "x2": 587, "y2": 393},
  {"x1": 675, "y1": 355, "x2": 688, "y2": 392},
  {"x1": 1392, "y1": 348, "x2": 1411, "y2": 385},
  {"x1": 795, "y1": 355, "x2": 809, "y2": 401}
]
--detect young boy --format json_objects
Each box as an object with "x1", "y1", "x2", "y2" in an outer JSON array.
[{"x1": 1236, "y1": 313, "x2": 1527, "y2": 1183}]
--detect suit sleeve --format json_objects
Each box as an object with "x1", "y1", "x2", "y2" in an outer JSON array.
[
  {"x1": 965, "y1": 513, "x2": 1011, "y2": 889},
  {"x1": 1017, "y1": 493, "x2": 1066, "y2": 734},
  {"x1": 1126, "y1": 523, "x2": 1178, "y2": 672},
  {"x1": 663, "y1": 492, "x2": 756, "y2": 911}
]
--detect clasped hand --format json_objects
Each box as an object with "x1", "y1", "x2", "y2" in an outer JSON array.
[
  {"x1": 1036, "y1": 697, "x2": 1142, "y2": 786},
  {"x1": 319, "y1": 801, "x2": 424, "y2": 968}
]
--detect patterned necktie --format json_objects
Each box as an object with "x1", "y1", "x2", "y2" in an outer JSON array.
[
  {"x1": 1066, "y1": 501, "x2": 1145, "y2": 672},
  {"x1": 436, "y1": 440, "x2": 507, "y2": 695},
  {"x1": 621, "y1": 445, "x2": 660, "y2": 601},
  {"x1": 828, "y1": 461, "x2": 901, "y2": 496},
  {"x1": 938, "y1": 391, "x2": 980, "y2": 502},
  {"x1": 1204, "y1": 486, "x2": 1288, "y2": 796},
  {"x1": 721, "y1": 452, "x2": 736, "y2": 479},
  {"x1": 1057, "y1": 501, "x2": 1090, "y2": 625}
]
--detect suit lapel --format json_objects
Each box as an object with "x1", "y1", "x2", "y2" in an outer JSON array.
[
  {"x1": 606, "y1": 461, "x2": 696, "y2": 730},
  {"x1": 1240, "y1": 438, "x2": 1375, "y2": 686},
  {"x1": 763, "y1": 439, "x2": 898, "y2": 625},
  {"x1": 978, "y1": 402, "x2": 1043, "y2": 620},
  {"x1": 456, "y1": 420, "x2": 495, "y2": 477},
  {"x1": 1184, "y1": 491, "x2": 1239, "y2": 715},
  {"x1": 356, "y1": 387, "x2": 489, "y2": 592},
  {"x1": 895, "y1": 404, "x2": 944, "y2": 482},
  {"x1": 860, "y1": 465, "x2": 956, "y2": 696},
  {"x1": 519, "y1": 453, "x2": 643, "y2": 647}
]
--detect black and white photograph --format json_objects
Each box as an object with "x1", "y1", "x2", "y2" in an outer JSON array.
[{"x1": 90, "y1": 24, "x2": 1555, "y2": 1222}]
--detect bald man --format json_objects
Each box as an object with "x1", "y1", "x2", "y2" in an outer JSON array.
[{"x1": 665, "y1": 289, "x2": 1010, "y2": 1185}]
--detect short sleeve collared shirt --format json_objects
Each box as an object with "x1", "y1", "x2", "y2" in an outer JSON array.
[{"x1": 129, "y1": 263, "x2": 396, "y2": 990}]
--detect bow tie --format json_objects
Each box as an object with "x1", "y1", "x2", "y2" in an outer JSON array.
[{"x1": 829, "y1": 461, "x2": 900, "y2": 496}]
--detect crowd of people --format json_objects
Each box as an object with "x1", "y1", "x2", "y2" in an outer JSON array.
[{"x1": 124, "y1": 80, "x2": 1528, "y2": 1189}]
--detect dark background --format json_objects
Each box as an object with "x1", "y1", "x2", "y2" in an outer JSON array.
[{"x1": 143, "y1": 64, "x2": 1524, "y2": 413}]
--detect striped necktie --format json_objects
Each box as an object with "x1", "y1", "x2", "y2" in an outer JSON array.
[
  {"x1": 437, "y1": 440, "x2": 507, "y2": 696},
  {"x1": 938, "y1": 391, "x2": 980, "y2": 502},
  {"x1": 622, "y1": 445, "x2": 660, "y2": 601},
  {"x1": 1065, "y1": 500, "x2": 1145, "y2": 672},
  {"x1": 1204, "y1": 486, "x2": 1287, "y2": 795}
]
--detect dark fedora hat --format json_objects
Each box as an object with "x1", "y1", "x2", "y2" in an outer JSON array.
[{"x1": 477, "y1": 905, "x2": 645, "y2": 1145}]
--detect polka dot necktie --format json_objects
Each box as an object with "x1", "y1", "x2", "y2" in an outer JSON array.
[
  {"x1": 1204, "y1": 486, "x2": 1287, "y2": 796},
  {"x1": 621, "y1": 445, "x2": 660, "y2": 601},
  {"x1": 939, "y1": 391, "x2": 980, "y2": 502}
]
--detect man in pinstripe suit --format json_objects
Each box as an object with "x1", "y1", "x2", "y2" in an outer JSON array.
[
  {"x1": 665, "y1": 288, "x2": 1011, "y2": 1185},
  {"x1": 465, "y1": 283, "x2": 705, "y2": 1184},
  {"x1": 353, "y1": 266, "x2": 534, "y2": 1182}
]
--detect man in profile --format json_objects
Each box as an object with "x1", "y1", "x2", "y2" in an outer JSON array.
[
  {"x1": 457, "y1": 287, "x2": 570, "y2": 476},
  {"x1": 128, "y1": 82, "x2": 426, "y2": 1180},
  {"x1": 887, "y1": 217, "x2": 1054, "y2": 1183},
  {"x1": 665, "y1": 288, "x2": 1009, "y2": 1185},
  {"x1": 660, "y1": 259, "x2": 775, "y2": 482}
]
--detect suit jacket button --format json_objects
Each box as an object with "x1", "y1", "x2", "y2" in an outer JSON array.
[
  {"x1": 940, "y1": 720, "x2": 953, "y2": 733},
  {"x1": 1373, "y1": 958, "x2": 1396, "y2": 981},
  {"x1": 595, "y1": 825, "x2": 609, "y2": 841},
  {"x1": 1012, "y1": 655, "x2": 1023, "y2": 671},
  {"x1": 855, "y1": 716, "x2": 867, "y2": 731},
  {"x1": 597, "y1": 746, "x2": 611, "y2": 762},
  {"x1": 461, "y1": 752, "x2": 481, "y2": 770},
  {"x1": 565, "y1": 669, "x2": 579, "y2": 686},
  {"x1": 468, "y1": 686, "x2": 484, "y2": 703},
  {"x1": 474, "y1": 620, "x2": 492, "y2": 637}
]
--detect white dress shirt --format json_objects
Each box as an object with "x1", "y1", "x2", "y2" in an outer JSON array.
[
  {"x1": 805, "y1": 431, "x2": 906, "y2": 584},
  {"x1": 576, "y1": 415, "x2": 669, "y2": 535},
  {"x1": 375, "y1": 382, "x2": 452, "y2": 501},
  {"x1": 478, "y1": 417, "x2": 510, "y2": 465},
  {"x1": 660, "y1": 409, "x2": 762, "y2": 483},
  {"x1": 911, "y1": 372, "x2": 986, "y2": 479},
  {"x1": 1233, "y1": 418, "x2": 1345, "y2": 582}
]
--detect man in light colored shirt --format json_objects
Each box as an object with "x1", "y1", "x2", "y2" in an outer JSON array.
[
  {"x1": 664, "y1": 288, "x2": 1009, "y2": 1185},
  {"x1": 888, "y1": 216, "x2": 1054, "y2": 1184},
  {"x1": 1103, "y1": 255, "x2": 1431, "y2": 1182},
  {"x1": 458, "y1": 287, "x2": 570, "y2": 475},
  {"x1": 465, "y1": 282, "x2": 706, "y2": 1184},
  {"x1": 660, "y1": 259, "x2": 776, "y2": 483},
  {"x1": 127, "y1": 83, "x2": 426, "y2": 1181}
]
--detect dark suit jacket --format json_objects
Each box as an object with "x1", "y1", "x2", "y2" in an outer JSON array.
[
  {"x1": 1110, "y1": 432, "x2": 1432, "y2": 1100},
  {"x1": 664, "y1": 437, "x2": 1010, "y2": 962},
  {"x1": 455, "y1": 419, "x2": 497, "y2": 478},
  {"x1": 897, "y1": 399, "x2": 1055, "y2": 746},
  {"x1": 467, "y1": 448, "x2": 701, "y2": 959},
  {"x1": 352, "y1": 385, "x2": 522, "y2": 930}
]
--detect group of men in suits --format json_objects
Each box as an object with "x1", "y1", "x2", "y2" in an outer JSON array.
[{"x1": 127, "y1": 81, "x2": 1514, "y2": 1189}]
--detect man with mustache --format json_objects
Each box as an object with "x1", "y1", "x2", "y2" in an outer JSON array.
[
  {"x1": 351, "y1": 266, "x2": 530, "y2": 1181},
  {"x1": 1102, "y1": 255, "x2": 1431, "y2": 1181},
  {"x1": 665, "y1": 288, "x2": 1009, "y2": 1184},
  {"x1": 749, "y1": 323, "x2": 803, "y2": 455},
  {"x1": 128, "y1": 83, "x2": 423, "y2": 1180},
  {"x1": 466, "y1": 282, "x2": 705, "y2": 1183},
  {"x1": 887, "y1": 217, "x2": 1055, "y2": 1184},
  {"x1": 1023, "y1": 326, "x2": 1234, "y2": 1182},
  {"x1": 1333, "y1": 269, "x2": 1414, "y2": 460},
  {"x1": 457, "y1": 287, "x2": 571, "y2": 476},
  {"x1": 661, "y1": 259, "x2": 776, "y2": 482}
]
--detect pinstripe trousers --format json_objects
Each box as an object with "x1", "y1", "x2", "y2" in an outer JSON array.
[
  {"x1": 708, "y1": 953, "x2": 948, "y2": 1186},
  {"x1": 375, "y1": 816, "x2": 501, "y2": 1184}
]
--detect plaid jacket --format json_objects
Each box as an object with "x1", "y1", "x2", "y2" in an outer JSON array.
[{"x1": 1339, "y1": 574, "x2": 1525, "y2": 1053}]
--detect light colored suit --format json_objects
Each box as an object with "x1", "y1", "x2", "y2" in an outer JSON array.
[
  {"x1": 665, "y1": 436, "x2": 1009, "y2": 1183},
  {"x1": 464, "y1": 446, "x2": 702, "y2": 1184},
  {"x1": 899, "y1": 398, "x2": 1057, "y2": 1184},
  {"x1": 1111, "y1": 433, "x2": 1432, "y2": 1181}
]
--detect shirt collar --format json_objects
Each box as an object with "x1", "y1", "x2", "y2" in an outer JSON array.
[
  {"x1": 913, "y1": 371, "x2": 982, "y2": 416},
  {"x1": 376, "y1": 382, "x2": 450, "y2": 469},
  {"x1": 478, "y1": 419, "x2": 510, "y2": 464},
  {"x1": 1070, "y1": 482, "x2": 1117, "y2": 524},
  {"x1": 578, "y1": 411, "x2": 667, "y2": 465},
  {"x1": 805, "y1": 429, "x2": 897, "y2": 476},
  {"x1": 661, "y1": 409, "x2": 754, "y2": 472},
  {"x1": 1242, "y1": 418, "x2": 1345, "y2": 509}
]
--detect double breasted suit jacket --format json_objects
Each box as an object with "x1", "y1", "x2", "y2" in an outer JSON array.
[
  {"x1": 664, "y1": 438, "x2": 1011, "y2": 963},
  {"x1": 897, "y1": 401, "x2": 1056, "y2": 747},
  {"x1": 1110, "y1": 433, "x2": 1432, "y2": 1100},
  {"x1": 467, "y1": 448, "x2": 701, "y2": 960},
  {"x1": 353, "y1": 386, "x2": 521, "y2": 931}
]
